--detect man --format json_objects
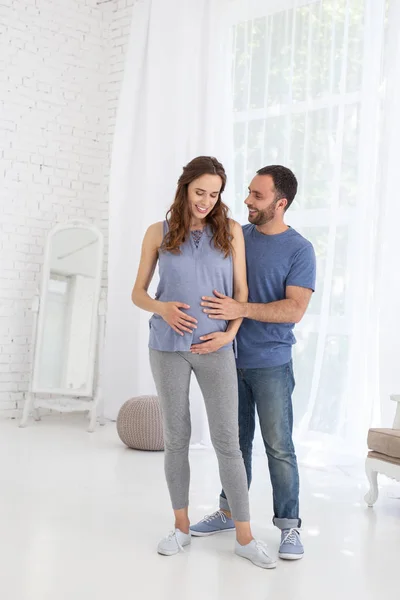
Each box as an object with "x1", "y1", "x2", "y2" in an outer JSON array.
[{"x1": 190, "y1": 165, "x2": 316, "y2": 561}]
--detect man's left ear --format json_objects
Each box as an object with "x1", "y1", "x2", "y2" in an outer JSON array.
[{"x1": 280, "y1": 198, "x2": 288, "y2": 210}]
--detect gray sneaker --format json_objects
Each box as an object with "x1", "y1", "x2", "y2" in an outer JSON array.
[
  {"x1": 157, "y1": 529, "x2": 191, "y2": 556},
  {"x1": 235, "y1": 539, "x2": 277, "y2": 569},
  {"x1": 279, "y1": 528, "x2": 304, "y2": 560},
  {"x1": 190, "y1": 510, "x2": 235, "y2": 537}
]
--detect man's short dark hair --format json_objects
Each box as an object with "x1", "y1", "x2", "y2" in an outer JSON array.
[{"x1": 256, "y1": 165, "x2": 298, "y2": 210}]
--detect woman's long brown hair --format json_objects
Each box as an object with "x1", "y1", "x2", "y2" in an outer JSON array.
[{"x1": 162, "y1": 156, "x2": 233, "y2": 257}]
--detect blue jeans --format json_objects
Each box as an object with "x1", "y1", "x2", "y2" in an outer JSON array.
[{"x1": 220, "y1": 361, "x2": 301, "y2": 530}]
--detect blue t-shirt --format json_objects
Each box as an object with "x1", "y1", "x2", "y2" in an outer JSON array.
[{"x1": 236, "y1": 224, "x2": 316, "y2": 369}]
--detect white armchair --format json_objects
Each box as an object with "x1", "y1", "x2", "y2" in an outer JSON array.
[{"x1": 365, "y1": 395, "x2": 400, "y2": 506}]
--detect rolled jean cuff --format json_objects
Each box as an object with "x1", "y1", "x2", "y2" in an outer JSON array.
[
  {"x1": 273, "y1": 517, "x2": 302, "y2": 530},
  {"x1": 219, "y1": 494, "x2": 230, "y2": 513}
]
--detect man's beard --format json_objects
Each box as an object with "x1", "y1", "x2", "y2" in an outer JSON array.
[{"x1": 248, "y1": 205, "x2": 276, "y2": 226}]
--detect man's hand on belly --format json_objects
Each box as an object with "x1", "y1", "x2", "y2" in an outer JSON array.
[
  {"x1": 190, "y1": 331, "x2": 232, "y2": 355},
  {"x1": 201, "y1": 290, "x2": 246, "y2": 320}
]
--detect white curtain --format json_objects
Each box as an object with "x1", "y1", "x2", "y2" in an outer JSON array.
[
  {"x1": 104, "y1": 0, "x2": 235, "y2": 443},
  {"x1": 375, "y1": 0, "x2": 400, "y2": 432},
  {"x1": 228, "y1": 0, "x2": 400, "y2": 458},
  {"x1": 105, "y1": 0, "x2": 400, "y2": 455}
]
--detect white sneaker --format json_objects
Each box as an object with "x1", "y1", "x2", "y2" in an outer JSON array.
[
  {"x1": 235, "y1": 539, "x2": 277, "y2": 569},
  {"x1": 157, "y1": 529, "x2": 191, "y2": 556}
]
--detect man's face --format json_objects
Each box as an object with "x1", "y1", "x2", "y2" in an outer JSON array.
[{"x1": 245, "y1": 175, "x2": 286, "y2": 226}]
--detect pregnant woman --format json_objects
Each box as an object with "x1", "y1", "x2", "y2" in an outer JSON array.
[{"x1": 131, "y1": 156, "x2": 275, "y2": 569}]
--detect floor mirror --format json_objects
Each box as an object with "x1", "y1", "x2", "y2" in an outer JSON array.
[{"x1": 20, "y1": 220, "x2": 105, "y2": 432}]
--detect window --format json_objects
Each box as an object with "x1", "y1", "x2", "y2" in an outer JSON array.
[{"x1": 232, "y1": 0, "x2": 387, "y2": 437}]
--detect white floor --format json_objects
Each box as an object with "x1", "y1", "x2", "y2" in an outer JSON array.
[{"x1": 1, "y1": 416, "x2": 399, "y2": 600}]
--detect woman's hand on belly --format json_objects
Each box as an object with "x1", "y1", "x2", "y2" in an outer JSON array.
[
  {"x1": 190, "y1": 331, "x2": 232, "y2": 354},
  {"x1": 159, "y1": 301, "x2": 198, "y2": 336}
]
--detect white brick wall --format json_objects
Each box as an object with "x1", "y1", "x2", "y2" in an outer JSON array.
[
  {"x1": 0, "y1": 0, "x2": 134, "y2": 413},
  {"x1": 100, "y1": 0, "x2": 134, "y2": 270},
  {"x1": 107, "y1": 0, "x2": 134, "y2": 129}
]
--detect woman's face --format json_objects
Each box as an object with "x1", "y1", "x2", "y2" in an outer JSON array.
[{"x1": 187, "y1": 174, "x2": 222, "y2": 222}]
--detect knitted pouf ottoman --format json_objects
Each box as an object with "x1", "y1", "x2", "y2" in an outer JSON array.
[{"x1": 117, "y1": 396, "x2": 164, "y2": 451}]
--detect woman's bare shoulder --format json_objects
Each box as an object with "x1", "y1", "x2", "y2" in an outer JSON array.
[
  {"x1": 228, "y1": 219, "x2": 243, "y2": 235},
  {"x1": 144, "y1": 221, "x2": 164, "y2": 248},
  {"x1": 147, "y1": 221, "x2": 164, "y2": 234}
]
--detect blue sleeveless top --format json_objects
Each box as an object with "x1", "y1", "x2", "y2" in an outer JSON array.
[{"x1": 149, "y1": 221, "x2": 233, "y2": 352}]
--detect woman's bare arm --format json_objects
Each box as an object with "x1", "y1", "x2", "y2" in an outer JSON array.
[
  {"x1": 131, "y1": 222, "x2": 198, "y2": 335},
  {"x1": 224, "y1": 220, "x2": 248, "y2": 341}
]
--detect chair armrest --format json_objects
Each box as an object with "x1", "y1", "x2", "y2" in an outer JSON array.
[{"x1": 390, "y1": 395, "x2": 400, "y2": 429}]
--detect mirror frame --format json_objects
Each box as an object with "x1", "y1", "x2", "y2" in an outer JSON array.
[{"x1": 31, "y1": 219, "x2": 104, "y2": 397}]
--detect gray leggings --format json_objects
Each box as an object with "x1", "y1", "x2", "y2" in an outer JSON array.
[{"x1": 149, "y1": 349, "x2": 250, "y2": 522}]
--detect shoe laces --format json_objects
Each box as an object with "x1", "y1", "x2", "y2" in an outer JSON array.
[
  {"x1": 255, "y1": 540, "x2": 272, "y2": 558},
  {"x1": 166, "y1": 530, "x2": 185, "y2": 553},
  {"x1": 282, "y1": 528, "x2": 300, "y2": 546},
  {"x1": 201, "y1": 510, "x2": 228, "y2": 524}
]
